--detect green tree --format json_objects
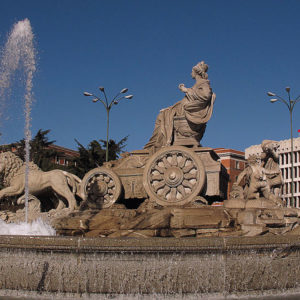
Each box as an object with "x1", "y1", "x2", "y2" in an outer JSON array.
[{"x1": 72, "y1": 136, "x2": 128, "y2": 178}]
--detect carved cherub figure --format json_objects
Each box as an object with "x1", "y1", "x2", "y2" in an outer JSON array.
[
  {"x1": 234, "y1": 155, "x2": 269, "y2": 200},
  {"x1": 233, "y1": 154, "x2": 284, "y2": 206}
]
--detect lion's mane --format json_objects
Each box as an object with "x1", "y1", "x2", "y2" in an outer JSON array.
[{"x1": 0, "y1": 151, "x2": 40, "y2": 187}]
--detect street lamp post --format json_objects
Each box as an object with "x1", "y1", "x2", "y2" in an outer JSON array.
[
  {"x1": 84, "y1": 87, "x2": 133, "y2": 162},
  {"x1": 267, "y1": 87, "x2": 300, "y2": 207}
]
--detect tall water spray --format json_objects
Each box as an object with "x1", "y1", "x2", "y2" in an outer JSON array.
[{"x1": 0, "y1": 19, "x2": 36, "y2": 222}]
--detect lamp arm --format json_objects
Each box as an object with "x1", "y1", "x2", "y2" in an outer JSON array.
[
  {"x1": 291, "y1": 98, "x2": 300, "y2": 110},
  {"x1": 276, "y1": 98, "x2": 290, "y2": 110},
  {"x1": 101, "y1": 90, "x2": 109, "y2": 107},
  {"x1": 111, "y1": 92, "x2": 121, "y2": 102},
  {"x1": 92, "y1": 94, "x2": 107, "y2": 108}
]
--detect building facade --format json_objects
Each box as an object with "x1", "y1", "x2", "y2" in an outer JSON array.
[
  {"x1": 213, "y1": 148, "x2": 246, "y2": 200},
  {"x1": 245, "y1": 137, "x2": 300, "y2": 207},
  {"x1": 48, "y1": 144, "x2": 79, "y2": 166}
]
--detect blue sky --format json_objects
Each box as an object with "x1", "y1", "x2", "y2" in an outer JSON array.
[{"x1": 0, "y1": 0, "x2": 300, "y2": 152}]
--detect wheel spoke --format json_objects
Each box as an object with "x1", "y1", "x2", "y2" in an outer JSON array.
[
  {"x1": 184, "y1": 173, "x2": 197, "y2": 180},
  {"x1": 177, "y1": 185, "x2": 186, "y2": 197},
  {"x1": 170, "y1": 154, "x2": 178, "y2": 166},
  {"x1": 151, "y1": 174, "x2": 164, "y2": 181},
  {"x1": 153, "y1": 181, "x2": 165, "y2": 192},
  {"x1": 162, "y1": 157, "x2": 171, "y2": 168},
  {"x1": 107, "y1": 182, "x2": 115, "y2": 188},
  {"x1": 178, "y1": 156, "x2": 187, "y2": 168},
  {"x1": 153, "y1": 166, "x2": 165, "y2": 174},
  {"x1": 183, "y1": 163, "x2": 195, "y2": 173},
  {"x1": 161, "y1": 185, "x2": 171, "y2": 198},
  {"x1": 182, "y1": 180, "x2": 194, "y2": 189},
  {"x1": 169, "y1": 188, "x2": 177, "y2": 200}
]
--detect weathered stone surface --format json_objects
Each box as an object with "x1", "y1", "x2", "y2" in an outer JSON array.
[
  {"x1": 135, "y1": 208, "x2": 171, "y2": 229},
  {"x1": 127, "y1": 229, "x2": 158, "y2": 238},
  {"x1": 170, "y1": 207, "x2": 232, "y2": 229},
  {"x1": 107, "y1": 229, "x2": 158, "y2": 238},
  {"x1": 171, "y1": 229, "x2": 196, "y2": 238},
  {"x1": 54, "y1": 217, "x2": 89, "y2": 230},
  {"x1": 245, "y1": 198, "x2": 279, "y2": 209},
  {"x1": 85, "y1": 229, "x2": 115, "y2": 237},
  {"x1": 283, "y1": 208, "x2": 300, "y2": 217},
  {"x1": 241, "y1": 224, "x2": 267, "y2": 236},
  {"x1": 196, "y1": 228, "x2": 219, "y2": 235},
  {"x1": 287, "y1": 224, "x2": 300, "y2": 235},
  {"x1": 52, "y1": 209, "x2": 97, "y2": 230},
  {"x1": 88, "y1": 208, "x2": 136, "y2": 230},
  {"x1": 224, "y1": 199, "x2": 246, "y2": 209},
  {"x1": 89, "y1": 215, "x2": 122, "y2": 231}
]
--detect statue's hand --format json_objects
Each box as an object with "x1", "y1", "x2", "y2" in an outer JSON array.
[{"x1": 178, "y1": 83, "x2": 187, "y2": 93}]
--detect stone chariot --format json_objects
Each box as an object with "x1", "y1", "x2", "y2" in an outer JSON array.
[{"x1": 80, "y1": 143, "x2": 225, "y2": 209}]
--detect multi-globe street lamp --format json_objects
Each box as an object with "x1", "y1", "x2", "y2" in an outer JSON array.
[
  {"x1": 84, "y1": 87, "x2": 133, "y2": 162},
  {"x1": 267, "y1": 87, "x2": 300, "y2": 207}
]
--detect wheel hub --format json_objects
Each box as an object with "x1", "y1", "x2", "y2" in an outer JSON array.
[
  {"x1": 164, "y1": 167, "x2": 183, "y2": 187},
  {"x1": 95, "y1": 180, "x2": 108, "y2": 196}
]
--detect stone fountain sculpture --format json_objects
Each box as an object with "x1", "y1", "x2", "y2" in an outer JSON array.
[
  {"x1": 2, "y1": 19, "x2": 300, "y2": 297},
  {"x1": 1, "y1": 61, "x2": 300, "y2": 239}
]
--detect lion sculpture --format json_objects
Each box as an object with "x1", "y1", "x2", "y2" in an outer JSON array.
[{"x1": 0, "y1": 151, "x2": 81, "y2": 210}]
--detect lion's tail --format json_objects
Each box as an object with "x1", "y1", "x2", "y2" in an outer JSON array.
[{"x1": 63, "y1": 171, "x2": 82, "y2": 195}]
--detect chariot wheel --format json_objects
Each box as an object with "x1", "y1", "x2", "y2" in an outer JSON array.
[
  {"x1": 80, "y1": 167, "x2": 122, "y2": 208},
  {"x1": 143, "y1": 146, "x2": 205, "y2": 207}
]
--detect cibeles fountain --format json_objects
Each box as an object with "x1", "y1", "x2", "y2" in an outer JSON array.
[{"x1": 1, "y1": 19, "x2": 300, "y2": 300}]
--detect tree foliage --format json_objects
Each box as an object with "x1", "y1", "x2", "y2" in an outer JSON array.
[{"x1": 71, "y1": 136, "x2": 128, "y2": 178}]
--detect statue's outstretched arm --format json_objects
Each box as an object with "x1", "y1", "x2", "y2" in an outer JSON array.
[{"x1": 178, "y1": 83, "x2": 188, "y2": 93}]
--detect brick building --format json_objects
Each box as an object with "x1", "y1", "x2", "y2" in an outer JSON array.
[
  {"x1": 213, "y1": 148, "x2": 246, "y2": 199},
  {"x1": 48, "y1": 144, "x2": 79, "y2": 166}
]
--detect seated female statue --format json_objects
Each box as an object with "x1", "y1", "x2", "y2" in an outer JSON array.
[{"x1": 144, "y1": 61, "x2": 216, "y2": 152}]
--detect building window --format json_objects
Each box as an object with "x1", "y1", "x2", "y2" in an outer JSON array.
[{"x1": 235, "y1": 161, "x2": 240, "y2": 170}]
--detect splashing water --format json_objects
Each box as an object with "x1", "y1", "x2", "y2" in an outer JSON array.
[
  {"x1": 0, "y1": 218, "x2": 56, "y2": 235},
  {"x1": 0, "y1": 19, "x2": 36, "y2": 223}
]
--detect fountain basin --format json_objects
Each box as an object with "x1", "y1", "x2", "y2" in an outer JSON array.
[{"x1": 0, "y1": 235, "x2": 300, "y2": 298}]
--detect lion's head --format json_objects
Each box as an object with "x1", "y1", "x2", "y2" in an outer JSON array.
[{"x1": 0, "y1": 151, "x2": 39, "y2": 186}]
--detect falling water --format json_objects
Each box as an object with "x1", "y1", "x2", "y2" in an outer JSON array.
[{"x1": 0, "y1": 19, "x2": 36, "y2": 223}]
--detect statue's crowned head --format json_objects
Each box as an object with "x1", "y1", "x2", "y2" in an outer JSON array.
[{"x1": 192, "y1": 61, "x2": 209, "y2": 79}]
